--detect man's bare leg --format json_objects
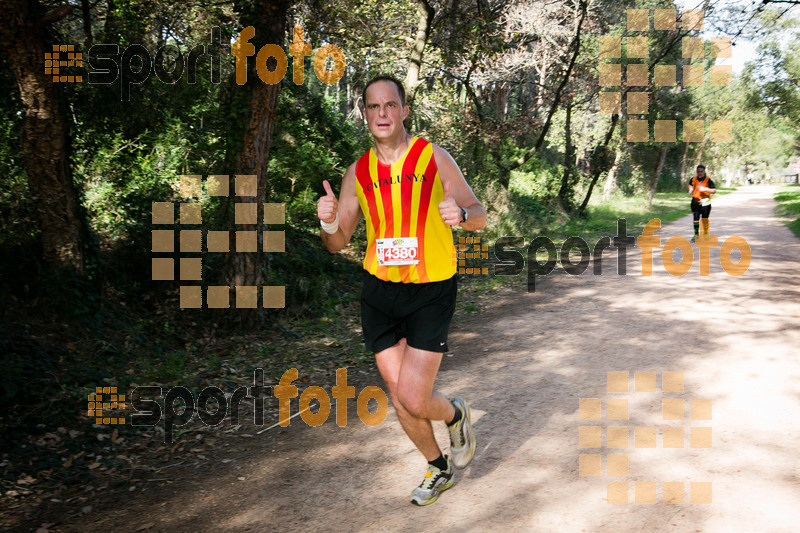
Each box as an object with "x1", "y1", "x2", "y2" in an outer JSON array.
[{"x1": 375, "y1": 338, "x2": 456, "y2": 461}]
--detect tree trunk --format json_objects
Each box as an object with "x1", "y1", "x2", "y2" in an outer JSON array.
[
  {"x1": 578, "y1": 114, "x2": 619, "y2": 216},
  {"x1": 494, "y1": 83, "x2": 508, "y2": 122},
  {"x1": 693, "y1": 137, "x2": 707, "y2": 167},
  {"x1": 646, "y1": 146, "x2": 668, "y2": 208},
  {"x1": 0, "y1": 0, "x2": 85, "y2": 273},
  {"x1": 602, "y1": 144, "x2": 623, "y2": 200},
  {"x1": 536, "y1": 52, "x2": 548, "y2": 111},
  {"x1": 80, "y1": 0, "x2": 92, "y2": 44},
  {"x1": 404, "y1": 0, "x2": 434, "y2": 113},
  {"x1": 679, "y1": 140, "x2": 690, "y2": 185},
  {"x1": 222, "y1": 0, "x2": 291, "y2": 309},
  {"x1": 556, "y1": 101, "x2": 574, "y2": 214}
]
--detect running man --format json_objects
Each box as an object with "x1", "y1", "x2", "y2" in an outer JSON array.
[
  {"x1": 317, "y1": 75, "x2": 487, "y2": 506},
  {"x1": 688, "y1": 164, "x2": 716, "y2": 242}
]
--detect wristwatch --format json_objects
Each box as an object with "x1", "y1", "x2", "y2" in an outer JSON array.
[{"x1": 459, "y1": 206, "x2": 469, "y2": 223}]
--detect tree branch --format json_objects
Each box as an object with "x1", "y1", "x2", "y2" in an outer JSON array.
[{"x1": 36, "y1": 4, "x2": 74, "y2": 29}]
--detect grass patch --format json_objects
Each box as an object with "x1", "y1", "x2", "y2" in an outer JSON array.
[
  {"x1": 577, "y1": 188, "x2": 733, "y2": 240},
  {"x1": 774, "y1": 185, "x2": 800, "y2": 238},
  {"x1": 571, "y1": 192, "x2": 688, "y2": 240}
]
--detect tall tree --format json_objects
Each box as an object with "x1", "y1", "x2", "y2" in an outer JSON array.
[
  {"x1": 602, "y1": 141, "x2": 623, "y2": 199},
  {"x1": 556, "y1": 99, "x2": 575, "y2": 214},
  {"x1": 222, "y1": 0, "x2": 292, "y2": 310},
  {"x1": 645, "y1": 145, "x2": 667, "y2": 208},
  {"x1": 0, "y1": 0, "x2": 85, "y2": 272}
]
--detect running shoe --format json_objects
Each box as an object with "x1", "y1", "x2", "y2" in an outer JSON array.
[
  {"x1": 691, "y1": 235, "x2": 696, "y2": 243},
  {"x1": 448, "y1": 397, "x2": 476, "y2": 469},
  {"x1": 410, "y1": 458, "x2": 454, "y2": 506}
]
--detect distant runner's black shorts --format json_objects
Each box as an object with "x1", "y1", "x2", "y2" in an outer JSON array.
[
  {"x1": 360, "y1": 273, "x2": 457, "y2": 354},
  {"x1": 691, "y1": 198, "x2": 711, "y2": 219}
]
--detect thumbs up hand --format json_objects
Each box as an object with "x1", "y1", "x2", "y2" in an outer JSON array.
[
  {"x1": 317, "y1": 180, "x2": 339, "y2": 224},
  {"x1": 438, "y1": 180, "x2": 461, "y2": 226}
]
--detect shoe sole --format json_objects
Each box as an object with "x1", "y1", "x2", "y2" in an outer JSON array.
[
  {"x1": 450, "y1": 399, "x2": 476, "y2": 469},
  {"x1": 410, "y1": 478, "x2": 455, "y2": 506}
]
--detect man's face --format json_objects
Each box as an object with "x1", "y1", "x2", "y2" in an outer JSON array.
[
  {"x1": 363, "y1": 81, "x2": 409, "y2": 141},
  {"x1": 697, "y1": 167, "x2": 706, "y2": 177}
]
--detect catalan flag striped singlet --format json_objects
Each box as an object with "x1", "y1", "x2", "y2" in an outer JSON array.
[{"x1": 355, "y1": 137, "x2": 456, "y2": 284}]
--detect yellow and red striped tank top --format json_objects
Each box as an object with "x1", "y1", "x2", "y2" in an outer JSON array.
[{"x1": 355, "y1": 137, "x2": 456, "y2": 283}]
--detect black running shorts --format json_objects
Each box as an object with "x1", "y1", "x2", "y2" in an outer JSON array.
[
  {"x1": 360, "y1": 273, "x2": 457, "y2": 354},
  {"x1": 691, "y1": 198, "x2": 711, "y2": 219}
]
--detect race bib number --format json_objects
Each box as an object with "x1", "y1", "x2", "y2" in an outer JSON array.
[
  {"x1": 700, "y1": 198, "x2": 711, "y2": 206},
  {"x1": 376, "y1": 237, "x2": 419, "y2": 266}
]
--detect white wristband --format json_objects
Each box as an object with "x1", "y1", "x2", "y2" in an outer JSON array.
[{"x1": 320, "y1": 212, "x2": 339, "y2": 234}]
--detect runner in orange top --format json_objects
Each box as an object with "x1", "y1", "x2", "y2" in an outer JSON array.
[
  {"x1": 688, "y1": 164, "x2": 716, "y2": 242},
  {"x1": 317, "y1": 75, "x2": 486, "y2": 506}
]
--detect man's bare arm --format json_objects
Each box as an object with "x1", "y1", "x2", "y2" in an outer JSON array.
[
  {"x1": 317, "y1": 163, "x2": 361, "y2": 253},
  {"x1": 433, "y1": 145, "x2": 487, "y2": 231}
]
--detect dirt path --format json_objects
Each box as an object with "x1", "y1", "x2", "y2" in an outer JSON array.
[{"x1": 71, "y1": 185, "x2": 800, "y2": 532}]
